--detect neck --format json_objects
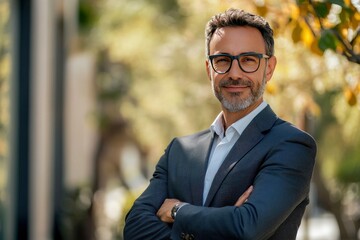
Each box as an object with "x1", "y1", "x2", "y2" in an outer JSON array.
[{"x1": 222, "y1": 98, "x2": 263, "y2": 129}]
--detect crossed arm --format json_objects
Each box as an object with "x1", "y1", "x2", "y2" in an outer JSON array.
[
  {"x1": 124, "y1": 134, "x2": 316, "y2": 240},
  {"x1": 156, "y1": 186, "x2": 253, "y2": 224},
  {"x1": 123, "y1": 144, "x2": 254, "y2": 240}
]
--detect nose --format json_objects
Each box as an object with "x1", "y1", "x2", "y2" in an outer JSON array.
[{"x1": 228, "y1": 58, "x2": 245, "y2": 79}]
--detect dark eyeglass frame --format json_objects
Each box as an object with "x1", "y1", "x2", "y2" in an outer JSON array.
[{"x1": 208, "y1": 52, "x2": 270, "y2": 74}]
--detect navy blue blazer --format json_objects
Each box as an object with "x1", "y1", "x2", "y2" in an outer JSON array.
[{"x1": 124, "y1": 106, "x2": 317, "y2": 240}]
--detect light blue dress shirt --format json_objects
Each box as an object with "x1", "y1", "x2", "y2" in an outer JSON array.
[{"x1": 202, "y1": 101, "x2": 268, "y2": 204}]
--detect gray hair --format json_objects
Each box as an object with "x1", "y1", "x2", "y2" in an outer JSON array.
[{"x1": 205, "y1": 9, "x2": 274, "y2": 56}]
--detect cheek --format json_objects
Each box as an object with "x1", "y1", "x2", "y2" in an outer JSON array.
[
  {"x1": 210, "y1": 76, "x2": 220, "y2": 92},
  {"x1": 211, "y1": 73, "x2": 222, "y2": 83},
  {"x1": 250, "y1": 73, "x2": 264, "y2": 86},
  {"x1": 211, "y1": 76, "x2": 221, "y2": 90}
]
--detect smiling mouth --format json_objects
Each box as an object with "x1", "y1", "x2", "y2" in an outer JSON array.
[{"x1": 223, "y1": 85, "x2": 250, "y2": 93}]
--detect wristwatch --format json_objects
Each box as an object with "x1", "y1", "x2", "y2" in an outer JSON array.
[{"x1": 171, "y1": 202, "x2": 186, "y2": 219}]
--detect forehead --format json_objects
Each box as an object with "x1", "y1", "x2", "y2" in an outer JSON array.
[{"x1": 209, "y1": 26, "x2": 266, "y2": 54}]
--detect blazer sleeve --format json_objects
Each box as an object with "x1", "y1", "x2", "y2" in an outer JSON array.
[
  {"x1": 123, "y1": 140, "x2": 175, "y2": 240},
  {"x1": 171, "y1": 132, "x2": 316, "y2": 240}
]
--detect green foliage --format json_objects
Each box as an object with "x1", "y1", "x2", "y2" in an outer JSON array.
[
  {"x1": 329, "y1": 0, "x2": 345, "y2": 8},
  {"x1": 96, "y1": 51, "x2": 131, "y2": 103},
  {"x1": 146, "y1": 0, "x2": 184, "y2": 20},
  {"x1": 318, "y1": 29, "x2": 337, "y2": 51},
  {"x1": 258, "y1": 0, "x2": 360, "y2": 64},
  {"x1": 60, "y1": 186, "x2": 93, "y2": 240},
  {"x1": 78, "y1": 0, "x2": 99, "y2": 32},
  {"x1": 299, "y1": 0, "x2": 360, "y2": 63},
  {"x1": 313, "y1": 2, "x2": 331, "y2": 18},
  {"x1": 80, "y1": 0, "x2": 222, "y2": 156},
  {"x1": 254, "y1": 0, "x2": 360, "y2": 107},
  {"x1": 337, "y1": 153, "x2": 360, "y2": 183}
]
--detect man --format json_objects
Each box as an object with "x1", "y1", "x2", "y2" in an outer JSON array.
[{"x1": 124, "y1": 8, "x2": 316, "y2": 240}]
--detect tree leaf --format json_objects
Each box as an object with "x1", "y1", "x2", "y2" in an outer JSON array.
[
  {"x1": 310, "y1": 39, "x2": 324, "y2": 56},
  {"x1": 328, "y1": 0, "x2": 346, "y2": 7},
  {"x1": 350, "y1": 11, "x2": 360, "y2": 29},
  {"x1": 339, "y1": 7, "x2": 351, "y2": 23},
  {"x1": 300, "y1": 20, "x2": 316, "y2": 46},
  {"x1": 318, "y1": 30, "x2": 337, "y2": 51},
  {"x1": 292, "y1": 22, "x2": 303, "y2": 43},
  {"x1": 344, "y1": 87, "x2": 357, "y2": 106},
  {"x1": 255, "y1": 5, "x2": 268, "y2": 16},
  {"x1": 313, "y1": 2, "x2": 331, "y2": 18}
]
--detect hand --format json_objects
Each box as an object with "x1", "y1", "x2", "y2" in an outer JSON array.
[
  {"x1": 157, "y1": 198, "x2": 180, "y2": 223},
  {"x1": 234, "y1": 185, "x2": 253, "y2": 207}
]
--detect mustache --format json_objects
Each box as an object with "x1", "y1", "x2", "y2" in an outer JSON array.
[{"x1": 219, "y1": 79, "x2": 252, "y2": 87}]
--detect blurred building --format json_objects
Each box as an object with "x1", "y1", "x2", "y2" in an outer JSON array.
[{"x1": 3, "y1": 0, "x2": 98, "y2": 239}]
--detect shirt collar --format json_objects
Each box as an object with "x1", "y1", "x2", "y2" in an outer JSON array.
[
  {"x1": 211, "y1": 101, "x2": 268, "y2": 139},
  {"x1": 210, "y1": 113, "x2": 226, "y2": 139}
]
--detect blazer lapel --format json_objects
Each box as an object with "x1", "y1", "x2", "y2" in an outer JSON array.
[
  {"x1": 189, "y1": 130, "x2": 214, "y2": 205},
  {"x1": 204, "y1": 106, "x2": 277, "y2": 206}
]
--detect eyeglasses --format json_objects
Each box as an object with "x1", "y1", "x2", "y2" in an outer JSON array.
[{"x1": 208, "y1": 52, "x2": 270, "y2": 74}]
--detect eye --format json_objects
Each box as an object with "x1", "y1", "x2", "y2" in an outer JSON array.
[
  {"x1": 241, "y1": 56, "x2": 257, "y2": 63},
  {"x1": 214, "y1": 56, "x2": 231, "y2": 64}
]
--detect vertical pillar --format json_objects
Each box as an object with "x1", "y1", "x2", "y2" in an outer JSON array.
[
  {"x1": 9, "y1": 0, "x2": 32, "y2": 239},
  {"x1": 52, "y1": 1, "x2": 66, "y2": 239},
  {"x1": 29, "y1": 0, "x2": 56, "y2": 239}
]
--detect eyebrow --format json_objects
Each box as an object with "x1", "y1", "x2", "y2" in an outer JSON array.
[{"x1": 210, "y1": 51, "x2": 264, "y2": 56}]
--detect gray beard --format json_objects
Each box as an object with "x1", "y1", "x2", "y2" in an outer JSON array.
[{"x1": 212, "y1": 77, "x2": 266, "y2": 112}]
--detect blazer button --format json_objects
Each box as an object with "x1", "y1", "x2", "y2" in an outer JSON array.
[
  {"x1": 180, "y1": 232, "x2": 185, "y2": 239},
  {"x1": 179, "y1": 232, "x2": 195, "y2": 240},
  {"x1": 183, "y1": 233, "x2": 194, "y2": 240}
]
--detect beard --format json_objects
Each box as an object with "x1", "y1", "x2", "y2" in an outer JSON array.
[{"x1": 212, "y1": 77, "x2": 266, "y2": 112}]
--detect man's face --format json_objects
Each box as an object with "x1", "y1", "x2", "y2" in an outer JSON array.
[{"x1": 206, "y1": 26, "x2": 276, "y2": 113}]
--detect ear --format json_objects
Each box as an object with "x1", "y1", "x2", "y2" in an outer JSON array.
[
  {"x1": 265, "y1": 56, "x2": 277, "y2": 83},
  {"x1": 205, "y1": 60, "x2": 211, "y2": 80}
]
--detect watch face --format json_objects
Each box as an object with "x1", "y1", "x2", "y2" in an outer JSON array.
[
  {"x1": 171, "y1": 208, "x2": 175, "y2": 219},
  {"x1": 171, "y1": 203, "x2": 180, "y2": 219}
]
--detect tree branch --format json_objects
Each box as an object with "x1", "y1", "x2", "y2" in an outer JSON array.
[{"x1": 307, "y1": 0, "x2": 360, "y2": 64}]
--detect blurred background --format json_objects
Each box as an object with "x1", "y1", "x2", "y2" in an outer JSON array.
[{"x1": 0, "y1": 0, "x2": 359, "y2": 239}]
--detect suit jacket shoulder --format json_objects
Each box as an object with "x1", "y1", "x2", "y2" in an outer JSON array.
[{"x1": 251, "y1": 105, "x2": 316, "y2": 147}]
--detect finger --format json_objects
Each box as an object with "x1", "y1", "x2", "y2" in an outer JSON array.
[{"x1": 235, "y1": 185, "x2": 253, "y2": 207}]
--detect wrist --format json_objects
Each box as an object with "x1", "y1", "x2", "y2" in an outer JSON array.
[{"x1": 171, "y1": 202, "x2": 188, "y2": 219}]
